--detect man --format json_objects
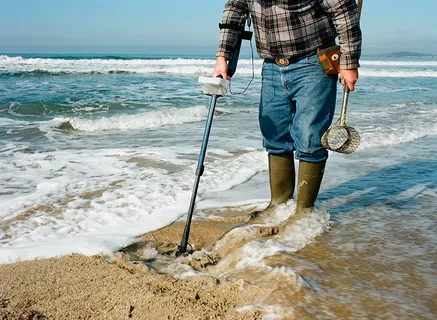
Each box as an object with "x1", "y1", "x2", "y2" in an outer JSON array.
[{"x1": 213, "y1": 0, "x2": 362, "y2": 231}]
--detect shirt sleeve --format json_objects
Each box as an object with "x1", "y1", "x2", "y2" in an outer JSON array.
[
  {"x1": 217, "y1": 0, "x2": 250, "y2": 60},
  {"x1": 319, "y1": 0, "x2": 362, "y2": 69}
]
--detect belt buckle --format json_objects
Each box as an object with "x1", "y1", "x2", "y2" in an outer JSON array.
[{"x1": 275, "y1": 57, "x2": 289, "y2": 67}]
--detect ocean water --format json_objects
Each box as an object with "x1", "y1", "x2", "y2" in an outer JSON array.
[{"x1": 1, "y1": 53, "x2": 436, "y2": 319}]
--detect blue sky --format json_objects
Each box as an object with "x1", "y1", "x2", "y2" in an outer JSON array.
[{"x1": 0, "y1": 0, "x2": 436, "y2": 55}]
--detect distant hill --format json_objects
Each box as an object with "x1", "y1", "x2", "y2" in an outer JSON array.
[{"x1": 378, "y1": 51, "x2": 437, "y2": 58}]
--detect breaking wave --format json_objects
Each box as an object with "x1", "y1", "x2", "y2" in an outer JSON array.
[
  {"x1": 360, "y1": 125, "x2": 437, "y2": 149},
  {"x1": 55, "y1": 105, "x2": 208, "y2": 132},
  {"x1": 360, "y1": 60, "x2": 437, "y2": 66},
  {"x1": 2, "y1": 55, "x2": 437, "y2": 77}
]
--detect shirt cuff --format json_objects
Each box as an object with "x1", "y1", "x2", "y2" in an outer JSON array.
[{"x1": 340, "y1": 53, "x2": 360, "y2": 69}]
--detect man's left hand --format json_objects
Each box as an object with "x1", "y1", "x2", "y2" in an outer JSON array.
[{"x1": 340, "y1": 68, "x2": 359, "y2": 91}]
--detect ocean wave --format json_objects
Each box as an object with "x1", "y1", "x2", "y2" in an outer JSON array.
[
  {"x1": 0, "y1": 117, "x2": 28, "y2": 126},
  {"x1": 0, "y1": 147, "x2": 268, "y2": 263},
  {"x1": 6, "y1": 66, "x2": 437, "y2": 78},
  {"x1": 0, "y1": 55, "x2": 216, "y2": 75},
  {"x1": 361, "y1": 60, "x2": 437, "y2": 66},
  {"x1": 390, "y1": 100, "x2": 437, "y2": 108},
  {"x1": 0, "y1": 55, "x2": 217, "y2": 65},
  {"x1": 359, "y1": 123, "x2": 437, "y2": 150},
  {"x1": 3, "y1": 55, "x2": 436, "y2": 66},
  {"x1": 359, "y1": 70, "x2": 437, "y2": 78},
  {"x1": 0, "y1": 143, "x2": 29, "y2": 154},
  {"x1": 1, "y1": 55, "x2": 437, "y2": 77},
  {"x1": 54, "y1": 105, "x2": 208, "y2": 132}
]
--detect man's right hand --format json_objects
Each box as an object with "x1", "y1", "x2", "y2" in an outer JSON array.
[
  {"x1": 213, "y1": 56, "x2": 229, "y2": 79},
  {"x1": 340, "y1": 68, "x2": 359, "y2": 92}
]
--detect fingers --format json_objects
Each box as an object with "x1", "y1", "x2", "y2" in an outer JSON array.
[
  {"x1": 214, "y1": 70, "x2": 229, "y2": 80},
  {"x1": 342, "y1": 79, "x2": 355, "y2": 92},
  {"x1": 340, "y1": 75, "x2": 356, "y2": 92},
  {"x1": 340, "y1": 78, "x2": 351, "y2": 91},
  {"x1": 213, "y1": 57, "x2": 230, "y2": 80},
  {"x1": 340, "y1": 69, "x2": 359, "y2": 92},
  {"x1": 213, "y1": 71, "x2": 229, "y2": 80}
]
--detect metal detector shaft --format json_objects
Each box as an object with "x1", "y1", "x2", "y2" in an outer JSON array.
[
  {"x1": 178, "y1": 16, "x2": 252, "y2": 255},
  {"x1": 179, "y1": 94, "x2": 219, "y2": 254}
]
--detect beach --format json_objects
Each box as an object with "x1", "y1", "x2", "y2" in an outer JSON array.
[
  {"x1": 1, "y1": 54, "x2": 437, "y2": 319},
  {"x1": 1, "y1": 247, "x2": 266, "y2": 320},
  {"x1": 0, "y1": 254, "x2": 264, "y2": 320},
  {"x1": 0, "y1": 213, "x2": 285, "y2": 320}
]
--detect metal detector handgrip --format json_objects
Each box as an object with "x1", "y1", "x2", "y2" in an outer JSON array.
[
  {"x1": 219, "y1": 16, "x2": 253, "y2": 78},
  {"x1": 227, "y1": 30, "x2": 253, "y2": 78}
]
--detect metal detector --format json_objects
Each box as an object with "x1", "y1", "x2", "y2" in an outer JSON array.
[{"x1": 178, "y1": 18, "x2": 252, "y2": 255}]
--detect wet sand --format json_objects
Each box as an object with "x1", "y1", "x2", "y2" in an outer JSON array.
[
  {"x1": 0, "y1": 214, "x2": 269, "y2": 320},
  {"x1": 3, "y1": 202, "x2": 434, "y2": 319}
]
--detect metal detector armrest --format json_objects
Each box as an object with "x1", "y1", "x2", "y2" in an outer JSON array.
[{"x1": 198, "y1": 76, "x2": 228, "y2": 97}]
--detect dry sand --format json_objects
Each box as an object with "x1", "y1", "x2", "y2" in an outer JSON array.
[{"x1": 0, "y1": 216, "x2": 269, "y2": 320}]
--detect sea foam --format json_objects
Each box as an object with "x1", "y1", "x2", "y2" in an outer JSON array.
[
  {"x1": 0, "y1": 147, "x2": 268, "y2": 264},
  {"x1": 55, "y1": 105, "x2": 208, "y2": 132},
  {"x1": 2, "y1": 55, "x2": 437, "y2": 77}
]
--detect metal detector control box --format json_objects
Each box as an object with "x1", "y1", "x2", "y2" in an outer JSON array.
[{"x1": 198, "y1": 76, "x2": 228, "y2": 97}]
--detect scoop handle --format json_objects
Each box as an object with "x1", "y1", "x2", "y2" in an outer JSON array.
[{"x1": 340, "y1": 87, "x2": 350, "y2": 126}]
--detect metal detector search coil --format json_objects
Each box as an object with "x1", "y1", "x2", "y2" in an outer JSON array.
[{"x1": 321, "y1": 87, "x2": 360, "y2": 154}]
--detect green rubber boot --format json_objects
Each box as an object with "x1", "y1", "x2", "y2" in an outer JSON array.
[
  {"x1": 250, "y1": 153, "x2": 295, "y2": 224},
  {"x1": 279, "y1": 160, "x2": 326, "y2": 231},
  {"x1": 296, "y1": 160, "x2": 326, "y2": 212}
]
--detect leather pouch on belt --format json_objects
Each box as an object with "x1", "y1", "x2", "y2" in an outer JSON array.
[{"x1": 317, "y1": 44, "x2": 341, "y2": 76}]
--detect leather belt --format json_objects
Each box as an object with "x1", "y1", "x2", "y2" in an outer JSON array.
[
  {"x1": 265, "y1": 56, "x2": 301, "y2": 67},
  {"x1": 264, "y1": 50, "x2": 317, "y2": 67}
]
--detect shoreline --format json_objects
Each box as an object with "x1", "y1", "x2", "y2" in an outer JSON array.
[{"x1": 0, "y1": 213, "x2": 271, "y2": 320}]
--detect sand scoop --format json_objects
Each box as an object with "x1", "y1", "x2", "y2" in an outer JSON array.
[{"x1": 321, "y1": 87, "x2": 360, "y2": 154}]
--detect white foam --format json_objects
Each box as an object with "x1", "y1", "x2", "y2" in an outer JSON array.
[
  {"x1": 2, "y1": 55, "x2": 436, "y2": 78},
  {"x1": 204, "y1": 204, "x2": 330, "y2": 278},
  {"x1": 52, "y1": 105, "x2": 208, "y2": 132},
  {"x1": 353, "y1": 105, "x2": 437, "y2": 150},
  {"x1": 0, "y1": 148, "x2": 268, "y2": 264},
  {"x1": 0, "y1": 143, "x2": 29, "y2": 153},
  {"x1": 0, "y1": 56, "x2": 233, "y2": 75},
  {"x1": 360, "y1": 70, "x2": 437, "y2": 78},
  {"x1": 359, "y1": 124, "x2": 437, "y2": 149},
  {"x1": 0, "y1": 205, "x2": 183, "y2": 264},
  {"x1": 0, "y1": 117, "x2": 28, "y2": 126},
  {"x1": 361, "y1": 60, "x2": 437, "y2": 66}
]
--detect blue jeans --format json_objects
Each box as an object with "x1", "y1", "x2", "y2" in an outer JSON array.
[{"x1": 259, "y1": 54, "x2": 338, "y2": 163}]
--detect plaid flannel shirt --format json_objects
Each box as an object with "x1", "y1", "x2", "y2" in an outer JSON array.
[{"x1": 217, "y1": 0, "x2": 362, "y2": 69}]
